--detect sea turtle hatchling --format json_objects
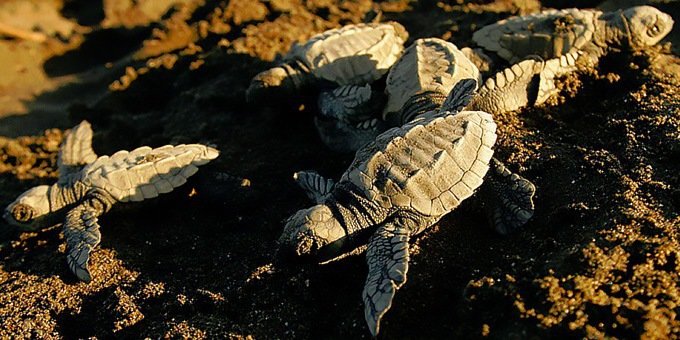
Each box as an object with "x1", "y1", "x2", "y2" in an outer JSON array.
[
  {"x1": 246, "y1": 21, "x2": 408, "y2": 111},
  {"x1": 464, "y1": 6, "x2": 674, "y2": 104},
  {"x1": 279, "y1": 79, "x2": 535, "y2": 335},
  {"x1": 3, "y1": 121, "x2": 219, "y2": 282},
  {"x1": 381, "y1": 37, "x2": 482, "y2": 126},
  {"x1": 315, "y1": 37, "x2": 544, "y2": 152},
  {"x1": 312, "y1": 38, "x2": 538, "y2": 235}
]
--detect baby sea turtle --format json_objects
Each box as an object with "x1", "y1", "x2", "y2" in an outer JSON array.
[
  {"x1": 3, "y1": 121, "x2": 219, "y2": 282},
  {"x1": 383, "y1": 37, "x2": 547, "y2": 126},
  {"x1": 246, "y1": 22, "x2": 408, "y2": 108},
  {"x1": 316, "y1": 36, "x2": 460, "y2": 153},
  {"x1": 465, "y1": 6, "x2": 674, "y2": 104},
  {"x1": 280, "y1": 79, "x2": 535, "y2": 335},
  {"x1": 382, "y1": 38, "x2": 481, "y2": 126},
  {"x1": 316, "y1": 37, "x2": 544, "y2": 152}
]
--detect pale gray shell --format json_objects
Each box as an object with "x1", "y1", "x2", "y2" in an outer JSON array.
[
  {"x1": 286, "y1": 22, "x2": 408, "y2": 85},
  {"x1": 382, "y1": 38, "x2": 480, "y2": 121},
  {"x1": 472, "y1": 8, "x2": 600, "y2": 62},
  {"x1": 80, "y1": 144, "x2": 219, "y2": 202},
  {"x1": 339, "y1": 111, "x2": 497, "y2": 217}
]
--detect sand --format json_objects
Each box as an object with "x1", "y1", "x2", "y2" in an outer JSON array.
[{"x1": 0, "y1": 0, "x2": 678, "y2": 338}]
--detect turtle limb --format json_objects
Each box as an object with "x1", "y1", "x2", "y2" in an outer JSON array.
[
  {"x1": 535, "y1": 48, "x2": 601, "y2": 105},
  {"x1": 398, "y1": 78, "x2": 478, "y2": 124},
  {"x1": 318, "y1": 84, "x2": 383, "y2": 123},
  {"x1": 480, "y1": 158, "x2": 536, "y2": 235},
  {"x1": 394, "y1": 91, "x2": 448, "y2": 125},
  {"x1": 293, "y1": 171, "x2": 335, "y2": 204},
  {"x1": 362, "y1": 218, "x2": 414, "y2": 336},
  {"x1": 469, "y1": 58, "x2": 545, "y2": 114},
  {"x1": 536, "y1": 44, "x2": 606, "y2": 104},
  {"x1": 439, "y1": 78, "x2": 479, "y2": 114},
  {"x1": 398, "y1": 77, "x2": 477, "y2": 124},
  {"x1": 314, "y1": 116, "x2": 386, "y2": 153},
  {"x1": 63, "y1": 190, "x2": 115, "y2": 282},
  {"x1": 363, "y1": 7, "x2": 382, "y2": 24},
  {"x1": 58, "y1": 120, "x2": 97, "y2": 182}
]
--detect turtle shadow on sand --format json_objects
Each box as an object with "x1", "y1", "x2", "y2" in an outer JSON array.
[
  {"x1": 47, "y1": 184, "x2": 270, "y2": 337},
  {"x1": 0, "y1": 171, "x2": 237, "y2": 277},
  {"x1": 0, "y1": 221, "x2": 66, "y2": 279}
]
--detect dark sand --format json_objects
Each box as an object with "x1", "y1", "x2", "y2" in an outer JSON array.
[{"x1": 0, "y1": 0, "x2": 678, "y2": 338}]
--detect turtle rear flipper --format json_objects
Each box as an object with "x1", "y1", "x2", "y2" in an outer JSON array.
[
  {"x1": 58, "y1": 120, "x2": 98, "y2": 182},
  {"x1": 363, "y1": 218, "x2": 413, "y2": 336},
  {"x1": 293, "y1": 171, "x2": 335, "y2": 204},
  {"x1": 481, "y1": 158, "x2": 536, "y2": 235},
  {"x1": 314, "y1": 116, "x2": 386, "y2": 153},
  {"x1": 318, "y1": 84, "x2": 383, "y2": 123}
]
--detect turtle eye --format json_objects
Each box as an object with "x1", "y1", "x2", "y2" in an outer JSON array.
[
  {"x1": 11, "y1": 204, "x2": 34, "y2": 223},
  {"x1": 649, "y1": 24, "x2": 660, "y2": 36},
  {"x1": 646, "y1": 16, "x2": 662, "y2": 37}
]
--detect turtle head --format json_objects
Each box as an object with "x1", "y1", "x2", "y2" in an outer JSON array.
[
  {"x1": 4, "y1": 185, "x2": 52, "y2": 231},
  {"x1": 278, "y1": 204, "x2": 347, "y2": 259},
  {"x1": 246, "y1": 66, "x2": 295, "y2": 103},
  {"x1": 620, "y1": 6, "x2": 673, "y2": 48}
]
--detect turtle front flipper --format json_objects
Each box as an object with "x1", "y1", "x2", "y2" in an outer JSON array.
[
  {"x1": 439, "y1": 78, "x2": 479, "y2": 115},
  {"x1": 481, "y1": 158, "x2": 536, "y2": 235},
  {"x1": 535, "y1": 50, "x2": 584, "y2": 105},
  {"x1": 293, "y1": 171, "x2": 335, "y2": 204},
  {"x1": 58, "y1": 120, "x2": 98, "y2": 182},
  {"x1": 314, "y1": 116, "x2": 387, "y2": 153},
  {"x1": 469, "y1": 58, "x2": 545, "y2": 114},
  {"x1": 363, "y1": 219, "x2": 413, "y2": 336},
  {"x1": 63, "y1": 191, "x2": 115, "y2": 282},
  {"x1": 318, "y1": 84, "x2": 383, "y2": 123},
  {"x1": 535, "y1": 46, "x2": 606, "y2": 105}
]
